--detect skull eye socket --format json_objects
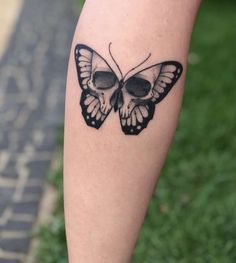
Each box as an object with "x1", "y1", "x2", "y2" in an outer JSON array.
[
  {"x1": 93, "y1": 71, "x2": 117, "y2": 90},
  {"x1": 125, "y1": 77, "x2": 151, "y2": 97}
]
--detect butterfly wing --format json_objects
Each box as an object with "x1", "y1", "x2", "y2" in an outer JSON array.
[
  {"x1": 119, "y1": 61, "x2": 183, "y2": 135},
  {"x1": 151, "y1": 61, "x2": 183, "y2": 103},
  {"x1": 120, "y1": 102, "x2": 155, "y2": 135},
  {"x1": 74, "y1": 44, "x2": 119, "y2": 129}
]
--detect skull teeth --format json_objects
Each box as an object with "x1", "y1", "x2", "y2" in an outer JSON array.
[
  {"x1": 127, "y1": 118, "x2": 131, "y2": 126},
  {"x1": 121, "y1": 119, "x2": 126, "y2": 126}
]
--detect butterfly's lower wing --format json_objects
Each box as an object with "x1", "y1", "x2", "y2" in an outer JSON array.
[
  {"x1": 119, "y1": 61, "x2": 183, "y2": 135},
  {"x1": 120, "y1": 102, "x2": 155, "y2": 135},
  {"x1": 74, "y1": 44, "x2": 119, "y2": 129},
  {"x1": 80, "y1": 90, "x2": 109, "y2": 129}
]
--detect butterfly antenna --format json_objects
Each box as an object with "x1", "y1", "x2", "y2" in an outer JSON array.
[
  {"x1": 109, "y1": 42, "x2": 123, "y2": 79},
  {"x1": 124, "y1": 53, "x2": 151, "y2": 79}
]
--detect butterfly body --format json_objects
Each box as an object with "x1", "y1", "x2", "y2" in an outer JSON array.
[
  {"x1": 110, "y1": 87, "x2": 124, "y2": 112},
  {"x1": 75, "y1": 44, "x2": 183, "y2": 135}
]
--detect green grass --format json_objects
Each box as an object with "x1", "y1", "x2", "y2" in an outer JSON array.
[{"x1": 36, "y1": 1, "x2": 236, "y2": 262}]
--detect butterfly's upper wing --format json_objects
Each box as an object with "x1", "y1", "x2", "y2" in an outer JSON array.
[
  {"x1": 151, "y1": 61, "x2": 183, "y2": 103},
  {"x1": 119, "y1": 61, "x2": 183, "y2": 135},
  {"x1": 75, "y1": 44, "x2": 119, "y2": 129}
]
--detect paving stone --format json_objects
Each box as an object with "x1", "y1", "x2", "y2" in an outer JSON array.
[
  {"x1": 6, "y1": 76, "x2": 19, "y2": 94},
  {"x1": 1, "y1": 161, "x2": 19, "y2": 179},
  {"x1": 12, "y1": 201, "x2": 39, "y2": 216},
  {"x1": 23, "y1": 108, "x2": 42, "y2": 131},
  {"x1": 0, "y1": 131, "x2": 9, "y2": 149},
  {"x1": 0, "y1": 203, "x2": 7, "y2": 217},
  {"x1": 27, "y1": 159, "x2": 51, "y2": 179},
  {"x1": 0, "y1": 170, "x2": 18, "y2": 179},
  {"x1": 14, "y1": 130, "x2": 32, "y2": 153},
  {"x1": 0, "y1": 187, "x2": 15, "y2": 205},
  {"x1": 0, "y1": 219, "x2": 33, "y2": 231},
  {"x1": 34, "y1": 130, "x2": 56, "y2": 151},
  {"x1": 0, "y1": 259, "x2": 20, "y2": 263},
  {"x1": 0, "y1": 236, "x2": 30, "y2": 253},
  {"x1": 23, "y1": 185, "x2": 43, "y2": 196},
  {"x1": 0, "y1": 101, "x2": 24, "y2": 120}
]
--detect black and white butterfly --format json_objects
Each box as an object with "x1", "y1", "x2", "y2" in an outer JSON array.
[{"x1": 74, "y1": 43, "x2": 183, "y2": 135}]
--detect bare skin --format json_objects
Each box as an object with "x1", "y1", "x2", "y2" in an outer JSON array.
[{"x1": 64, "y1": 1, "x2": 202, "y2": 262}]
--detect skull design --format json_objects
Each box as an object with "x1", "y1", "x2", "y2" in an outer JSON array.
[
  {"x1": 87, "y1": 52, "x2": 162, "y2": 118},
  {"x1": 87, "y1": 53, "x2": 119, "y2": 114},
  {"x1": 75, "y1": 44, "x2": 183, "y2": 135},
  {"x1": 119, "y1": 65, "x2": 161, "y2": 118}
]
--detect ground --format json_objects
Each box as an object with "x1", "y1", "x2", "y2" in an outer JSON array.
[{"x1": 0, "y1": 0, "x2": 76, "y2": 262}]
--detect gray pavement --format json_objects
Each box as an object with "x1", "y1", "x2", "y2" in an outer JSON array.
[{"x1": 0, "y1": 0, "x2": 76, "y2": 261}]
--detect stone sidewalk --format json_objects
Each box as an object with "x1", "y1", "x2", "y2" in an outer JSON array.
[{"x1": 0, "y1": 0, "x2": 76, "y2": 262}]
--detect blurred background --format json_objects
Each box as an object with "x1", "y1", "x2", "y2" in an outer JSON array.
[{"x1": 0, "y1": 0, "x2": 235, "y2": 262}]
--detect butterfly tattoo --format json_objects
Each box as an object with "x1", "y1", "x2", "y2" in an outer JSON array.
[{"x1": 74, "y1": 43, "x2": 183, "y2": 135}]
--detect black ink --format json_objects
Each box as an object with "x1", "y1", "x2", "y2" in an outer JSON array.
[
  {"x1": 110, "y1": 89, "x2": 124, "y2": 112},
  {"x1": 74, "y1": 43, "x2": 183, "y2": 135},
  {"x1": 125, "y1": 77, "x2": 151, "y2": 97},
  {"x1": 93, "y1": 71, "x2": 117, "y2": 90}
]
